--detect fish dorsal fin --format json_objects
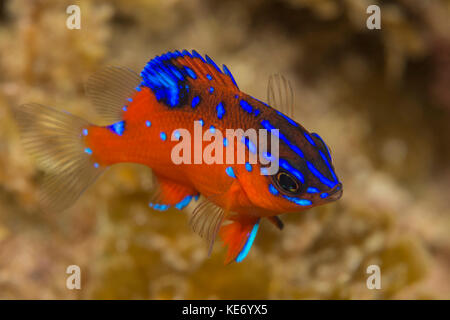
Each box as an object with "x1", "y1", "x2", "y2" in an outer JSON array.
[
  {"x1": 267, "y1": 74, "x2": 294, "y2": 118},
  {"x1": 140, "y1": 50, "x2": 239, "y2": 108},
  {"x1": 85, "y1": 66, "x2": 141, "y2": 123},
  {"x1": 188, "y1": 196, "x2": 225, "y2": 255}
]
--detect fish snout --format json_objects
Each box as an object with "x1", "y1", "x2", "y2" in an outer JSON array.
[{"x1": 328, "y1": 183, "x2": 343, "y2": 201}]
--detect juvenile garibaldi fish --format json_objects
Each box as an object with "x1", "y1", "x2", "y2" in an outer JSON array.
[{"x1": 13, "y1": 50, "x2": 342, "y2": 263}]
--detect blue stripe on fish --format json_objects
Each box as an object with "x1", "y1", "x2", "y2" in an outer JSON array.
[
  {"x1": 222, "y1": 64, "x2": 239, "y2": 89},
  {"x1": 236, "y1": 220, "x2": 260, "y2": 262},
  {"x1": 306, "y1": 162, "x2": 335, "y2": 188},
  {"x1": 269, "y1": 184, "x2": 279, "y2": 195},
  {"x1": 205, "y1": 55, "x2": 223, "y2": 73},
  {"x1": 282, "y1": 195, "x2": 312, "y2": 206},
  {"x1": 241, "y1": 136, "x2": 257, "y2": 154},
  {"x1": 279, "y1": 159, "x2": 305, "y2": 183},
  {"x1": 276, "y1": 111, "x2": 298, "y2": 127},
  {"x1": 175, "y1": 195, "x2": 193, "y2": 210},
  {"x1": 260, "y1": 120, "x2": 304, "y2": 158}
]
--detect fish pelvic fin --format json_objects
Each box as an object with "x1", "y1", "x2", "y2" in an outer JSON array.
[
  {"x1": 219, "y1": 216, "x2": 261, "y2": 264},
  {"x1": 268, "y1": 216, "x2": 284, "y2": 230},
  {"x1": 12, "y1": 103, "x2": 105, "y2": 212}
]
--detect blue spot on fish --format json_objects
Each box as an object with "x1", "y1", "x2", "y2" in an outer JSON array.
[
  {"x1": 209, "y1": 87, "x2": 214, "y2": 93},
  {"x1": 226, "y1": 166, "x2": 236, "y2": 178},
  {"x1": 108, "y1": 121, "x2": 125, "y2": 136},
  {"x1": 307, "y1": 187, "x2": 320, "y2": 193},
  {"x1": 174, "y1": 130, "x2": 181, "y2": 140},
  {"x1": 146, "y1": 120, "x2": 151, "y2": 127},
  {"x1": 206, "y1": 74, "x2": 212, "y2": 80},
  {"x1": 239, "y1": 100, "x2": 253, "y2": 113},
  {"x1": 320, "y1": 193, "x2": 329, "y2": 199},
  {"x1": 245, "y1": 162, "x2": 252, "y2": 172},
  {"x1": 94, "y1": 163, "x2": 99, "y2": 168},
  {"x1": 210, "y1": 125, "x2": 215, "y2": 134},
  {"x1": 84, "y1": 148, "x2": 92, "y2": 155},
  {"x1": 191, "y1": 96, "x2": 200, "y2": 108},
  {"x1": 160, "y1": 132, "x2": 167, "y2": 141},
  {"x1": 216, "y1": 102, "x2": 225, "y2": 119},
  {"x1": 151, "y1": 203, "x2": 170, "y2": 211},
  {"x1": 82, "y1": 129, "x2": 88, "y2": 136}
]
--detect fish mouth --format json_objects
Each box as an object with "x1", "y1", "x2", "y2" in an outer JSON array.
[{"x1": 328, "y1": 182, "x2": 343, "y2": 201}]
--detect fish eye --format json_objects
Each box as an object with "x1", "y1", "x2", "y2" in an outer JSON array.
[
  {"x1": 275, "y1": 171, "x2": 300, "y2": 194},
  {"x1": 311, "y1": 133, "x2": 332, "y2": 161}
]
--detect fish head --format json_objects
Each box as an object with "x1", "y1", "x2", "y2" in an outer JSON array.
[{"x1": 252, "y1": 114, "x2": 342, "y2": 213}]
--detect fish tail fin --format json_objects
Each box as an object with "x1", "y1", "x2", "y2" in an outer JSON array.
[
  {"x1": 219, "y1": 216, "x2": 260, "y2": 264},
  {"x1": 12, "y1": 103, "x2": 104, "y2": 212}
]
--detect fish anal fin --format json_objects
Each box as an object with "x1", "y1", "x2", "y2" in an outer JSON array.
[
  {"x1": 268, "y1": 216, "x2": 284, "y2": 230},
  {"x1": 219, "y1": 216, "x2": 260, "y2": 264},
  {"x1": 150, "y1": 175, "x2": 199, "y2": 210}
]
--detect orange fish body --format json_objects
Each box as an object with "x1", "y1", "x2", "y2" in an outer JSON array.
[{"x1": 13, "y1": 50, "x2": 342, "y2": 264}]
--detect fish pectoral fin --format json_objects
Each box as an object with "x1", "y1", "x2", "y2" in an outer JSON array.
[
  {"x1": 219, "y1": 216, "x2": 261, "y2": 264},
  {"x1": 268, "y1": 216, "x2": 284, "y2": 230},
  {"x1": 149, "y1": 175, "x2": 199, "y2": 211},
  {"x1": 85, "y1": 66, "x2": 141, "y2": 123},
  {"x1": 267, "y1": 74, "x2": 294, "y2": 118},
  {"x1": 188, "y1": 197, "x2": 225, "y2": 256}
]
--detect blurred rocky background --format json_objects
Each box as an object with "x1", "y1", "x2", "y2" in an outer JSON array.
[{"x1": 0, "y1": 0, "x2": 449, "y2": 299}]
